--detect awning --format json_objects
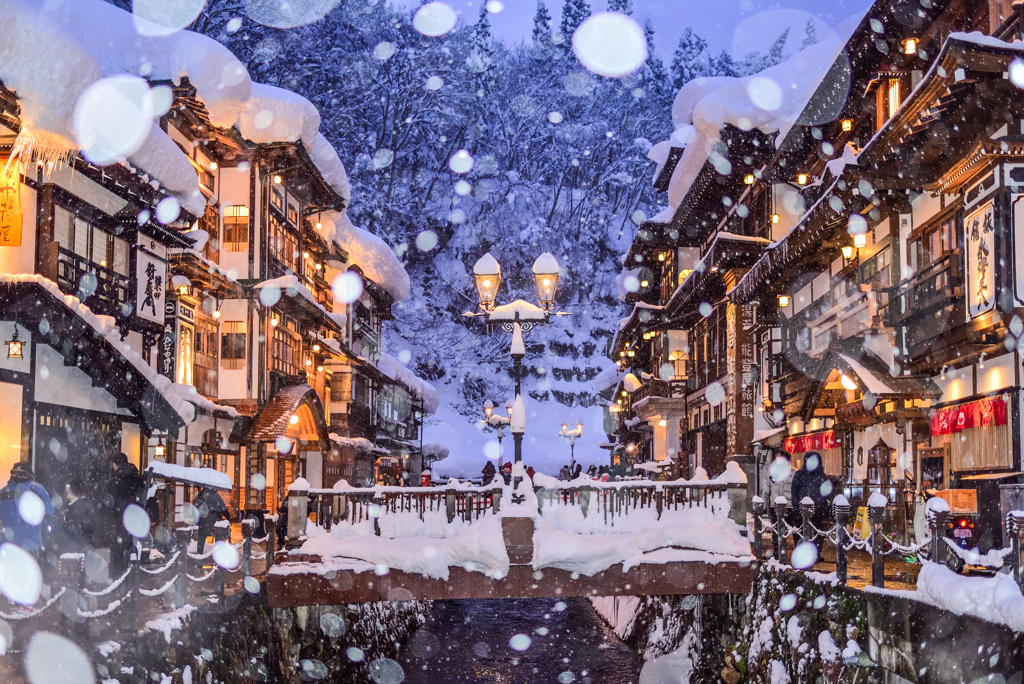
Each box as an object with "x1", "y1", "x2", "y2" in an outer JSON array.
[
  {"x1": 751, "y1": 427, "x2": 786, "y2": 445},
  {"x1": 930, "y1": 394, "x2": 1009, "y2": 436},
  {"x1": 240, "y1": 383, "x2": 331, "y2": 447},
  {"x1": 0, "y1": 276, "x2": 190, "y2": 431}
]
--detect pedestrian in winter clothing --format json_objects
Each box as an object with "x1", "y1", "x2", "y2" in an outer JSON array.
[
  {"x1": 501, "y1": 462, "x2": 513, "y2": 485},
  {"x1": 526, "y1": 466, "x2": 536, "y2": 480},
  {"x1": 587, "y1": 465, "x2": 598, "y2": 479},
  {"x1": 61, "y1": 479, "x2": 97, "y2": 555},
  {"x1": 0, "y1": 462, "x2": 54, "y2": 553},
  {"x1": 558, "y1": 465, "x2": 572, "y2": 481},
  {"x1": 481, "y1": 461, "x2": 497, "y2": 486},
  {"x1": 194, "y1": 487, "x2": 230, "y2": 554},
  {"x1": 790, "y1": 451, "x2": 831, "y2": 548},
  {"x1": 573, "y1": 464, "x2": 583, "y2": 480},
  {"x1": 104, "y1": 453, "x2": 145, "y2": 574}
]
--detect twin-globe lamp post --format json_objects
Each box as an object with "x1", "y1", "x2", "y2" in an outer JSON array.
[
  {"x1": 483, "y1": 398, "x2": 514, "y2": 460},
  {"x1": 467, "y1": 252, "x2": 562, "y2": 502},
  {"x1": 558, "y1": 421, "x2": 584, "y2": 467}
]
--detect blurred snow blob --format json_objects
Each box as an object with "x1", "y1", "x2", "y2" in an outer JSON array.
[
  {"x1": 250, "y1": 473, "x2": 267, "y2": 491},
  {"x1": 258, "y1": 282, "x2": 281, "y2": 307},
  {"x1": 485, "y1": 0, "x2": 504, "y2": 12},
  {"x1": 320, "y1": 612, "x2": 347, "y2": 637},
  {"x1": 73, "y1": 75, "x2": 154, "y2": 165},
  {"x1": 706, "y1": 382, "x2": 725, "y2": 407},
  {"x1": 372, "y1": 149, "x2": 394, "y2": 170},
  {"x1": 226, "y1": 17, "x2": 243, "y2": 33},
  {"x1": 398, "y1": 349, "x2": 412, "y2": 364},
  {"x1": 768, "y1": 456, "x2": 791, "y2": 483},
  {"x1": 0, "y1": 543, "x2": 41, "y2": 605},
  {"x1": 122, "y1": 504, "x2": 150, "y2": 538},
  {"x1": 483, "y1": 439, "x2": 501, "y2": 461},
  {"x1": 548, "y1": 111, "x2": 564, "y2": 124},
  {"x1": 368, "y1": 658, "x2": 404, "y2": 684},
  {"x1": 413, "y1": 2, "x2": 457, "y2": 37},
  {"x1": 449, "y1": 149, "x2": 474, "y2": 174},
  {"x1": 244, "y1": 0, "x2": 341, "y2": 29},
  {"x1": 791, "y1": 541, "x2": 819, "y2": 570},
  {"x1": 425, "y1": 76, "x2": 444, "y2": 91},
  {"x1": 1012, "y1": 58, "x2": 1024, "y2": 89},
  {"x1": 779, "y1": 593, "x2": 798, "y2": 611},
  {"x1": 454, "y1": 180, "x2": 472, "y2": 196},
  {"x1": 509, "y1": 633, "x2": 532, "y2": 651},
  {"x1": 747, "y1": 76, "x2": 783, "y2": 112},
  {"x1": 415, "y1": 230, "x2": 438, "y2": 252},
  {"x1": 347, "y1": 647, "x2": 365, "y2": 662},
  {"x1": 332, "y1": 271, "x2": 364, "y2": 305},
  {"x1": 299, "y1": 659, "x2": 329, "y2": 680},
  {"x1": 212, "y1": 540, "x2": 240, "y2": 569},
  {"x1": 554, "y1": 601, "x2": 567, "y2": 611},
  {"x1": 155, "y1": 196, "x2": 181, "y2": 225},
  {"x1": 374, "y1": 42, "x2": 396, "y2": 60},
  {"x1": 18, "y1": 490, "x2": 45, "y2": 526},
  {"x1": 622, "y1": 274, "x2": 639, "y2": 293},
  {"x1": 25, "y1": 632, "x2": 94, "y2": 684},
  {"x1": 698, "y1": 302, "x2": 712, "y2": 317},
  {"x1": 571, "y1": 12, "x2": 647, "y2": 78},
  {"x1": 275, "y1": 436, "x2": 294, "y2": 454},
  {"x1": 133, "y1": 0, "x2": 205, "y2": 36},
  {"x1": 243, "y1": 576, "x2": 260, "y2": 593}
]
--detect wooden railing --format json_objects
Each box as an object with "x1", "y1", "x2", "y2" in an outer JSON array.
[
  {"x1": 632, "y1": 378, "x2": 687, "y2": 404},
  {"x1": 285, "y1": 478, "x2": 747, "y2": 540},
  {"x1": 56, "y1": 247, "x2": 130, "y2": 317},
  {"x1": 881, "y1": 251, "x2": 962, "y2": 325}
]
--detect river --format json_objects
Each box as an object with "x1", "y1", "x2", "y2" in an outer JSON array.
[{"x1": 394, "y1": 598, "x2": 644, "y2": 683}]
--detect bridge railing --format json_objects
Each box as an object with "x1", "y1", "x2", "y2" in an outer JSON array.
[{"x1": 285, "y1": 476, "x2": 748, "y2": 541}]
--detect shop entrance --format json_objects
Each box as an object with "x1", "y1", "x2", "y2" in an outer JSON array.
[{"x1": 34, "y1": 403, "x2": 123, "y2": 498}]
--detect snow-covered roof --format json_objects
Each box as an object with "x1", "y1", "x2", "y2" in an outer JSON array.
[
  {"x1": 169, "y1": 383, "x2": 239, "y2": 419},
  {"x1": 321, "y1": 211, "x2": 409, "y2": 301},
  {"x1": 376, "y1": 352, "x2": 440, "y2": 415},
  {"x1": 147, "y1": 460, "x2": 231, "y2": 491},
  {"x1": 485, "y1": 299, "x2": 548, "y2": 322},
  {"x1": 0, "y1": 0, "x2": 353, "y2": 214},
  {"x1": 255, "y1": 275, "x2": 347, "y2": 330}
]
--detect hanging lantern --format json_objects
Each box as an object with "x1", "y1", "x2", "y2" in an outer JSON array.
[
  {"x1": 842, "y1": 245, "x2": 854, "y2": 259},
  {"x1": 841, "y1": 119, "x2": 853, "y2": 132},
  {"x1": 533, "y1": 252, "x2": 560, "y2": 311},
  {"x1": 154, "y1": 436, "x2": 166, "y2": 459},
  {"x1": 778, "y1": 294, "x2": 790, "y2": 308},
  {"x1": 853, "y1": 233, "x2": 867, "y2": 249},
  {"x1": 5, "y1": 325, "x2": 23, "y2": 359}
]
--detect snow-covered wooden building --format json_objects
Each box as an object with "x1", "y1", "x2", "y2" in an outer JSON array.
[{"x1": 0, "y1": 0, "x2": 438, "y2": 511}]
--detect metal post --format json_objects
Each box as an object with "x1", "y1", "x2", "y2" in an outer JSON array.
[
  {"x1": 834, "y1": 498, "x2": 851, "y2": 585},
  {"x1": 242, "y1": 518, "x2": 253, "y2": 577},
  {"x1": 869, "y1": 500, "x2": 886, "y2": 588},
  {"x1": 126, "y1": 545, "x2": 140, "y2": 634},
  {"x1": 286, "y1": 488, "x2": 309, "y2": 545},
  {"x1": 513, "y1": 432, "x2": 524, "y2": 467},
  {"x1": 929, "y1": 508, "x2": 949, "y2": 568},
  {"x1": 751, "y1": 497, "x2": 765, "y2": 560},
  {"x1": 173, "y1": 527, "x2": 191, "y2": 609},
  {"x1": 800, "y1": 498, "x2": 815, "y2": 546},
  {"x1": 213, "y1": 525, "x2": 230, "y2": 598},
  {"x1": 513, "y1": 356, "x2": 522, "y2": 399},
  {"x1": 775, "y1": 498, "x2": 788, "y2": 564}
]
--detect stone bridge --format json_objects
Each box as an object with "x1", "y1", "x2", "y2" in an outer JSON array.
[{"x1": 265, "y1": 470, "x2": 757, "y2": 607}]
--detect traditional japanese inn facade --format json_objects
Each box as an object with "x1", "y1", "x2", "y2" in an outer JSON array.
[
  {"x1": 609, "y1": 0, "x2": 1024, "y2": 532},
  {"x1": 0, "y1": 1, "x2": 438, "y2": 511}
]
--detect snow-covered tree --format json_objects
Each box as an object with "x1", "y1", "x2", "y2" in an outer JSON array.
[
  {"x1": 670, "y1": 28, "x2": 712, "y2": 89},
  {"x1": 559, "y1": 0, "x2": 591, "y2": 50},
  {"x1": 607, "y1": 0, "x2": 632, "y2": 14},
  {"x1": 711, "y1": 50, "x2": 739, "y2": 77},
  {"x1": 802, "y1": 19, "x2": 818, "y2": 48},
  {"x1": 532, "y1": 0, "x2": 553, "y2": 49}
]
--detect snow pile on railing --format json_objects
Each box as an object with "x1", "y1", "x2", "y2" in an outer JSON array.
[
  {"x1": 147, "y1": 461, "x2": 231, "y2": 491},
  {"x1": 914, "y1": 562, "x2": 1024, "y2": 633}
]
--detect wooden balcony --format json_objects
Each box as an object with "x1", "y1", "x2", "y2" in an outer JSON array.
[
  {"x1": 881, "y1": 251, "x2": 962, "y2": 326},
  {"x1": 56, "y1": 247, "x2": 130, "y2": 320},
  {"x1": 633, "y1": 378, "x2": 687, "y2": 404},
  {"x1": 805, "y1": 290, "x2": 871, "y2": 358}
]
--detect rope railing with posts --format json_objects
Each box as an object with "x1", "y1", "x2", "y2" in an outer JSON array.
[
  {"x1": 750, "y1": 495, "x2": 1024, "y2": 590},
  {"x1": 0, "y1": 518, "x2": 277, "y2": 644}
]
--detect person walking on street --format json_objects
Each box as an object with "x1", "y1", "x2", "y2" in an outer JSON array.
[
  {"x1": 501, "y1": 462, "x2": 512, "y2": 485},
  {"x1": 194, "y1": 486, "x2": 230, "y2": 554},
  {"x1": 61, "y1": 478, "x2": 97, "y2": 555},
  {"x1": 104, "y1": 453, "x2": 145, "y2": 574},
  {"x1": 558, "y1": 465, "x2": 571, "y2": 481},
  {"x1": 790, "y1": 451, "x2": 831, "y2": 550},
  {"x1": 481, "y1": 461, "x2": 496, "y2": 486},
  {"x1": 0, "y1": 462, "x2": 55, "y2": 556}
]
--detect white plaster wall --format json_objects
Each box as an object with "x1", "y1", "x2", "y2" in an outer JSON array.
[{"x1": 34, "y1": 344, "x2": 129, "y2": 414}]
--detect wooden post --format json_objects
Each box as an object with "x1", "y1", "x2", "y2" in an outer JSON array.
[
  {"x1": 869, "y1": 499, "x2": 887, "y2": 588},
  {"x1": 751, "y1": 497, "x2": 765, "y2": 560},
  {"x1": 445, "y1": 489, "x2": 456, "y2": 523},
  {"x1": 286, "y1": 486, "x2": 309, "y2": 546},
  {"x1": 213, "y1": 525, "x2": 230, "y2": 598},
  {"x1": 774, "y1": 498, "x2": 788, "y2": 564},
  {"x1": 242, "y1": 518, "x2": 253, "y2": 577},
  {"x1": 173, "y1": 527, "x2": 191, "y2": 609},
  {"x1": 834, "y1": 496, "x2": 851, "y2": 585},
  {"x1": 928, "y1": 504, "x2": 949, "y2": 568},
  {"x1": 126, "y1": 544, "x2": 140, "y2": 634},
  {"x1": 1008, "y1": 511, "x2": 1024, "y2": 588}
]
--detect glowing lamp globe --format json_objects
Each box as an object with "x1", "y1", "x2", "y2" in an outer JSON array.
[
  {"x1": 484, "y1": 399, "x2": 494, "y2": 419},
  {"x1": 533, "y1": 252, "x2": 560, "y2": 311},
  {"x1": 473, "y1": 253, "x2": 501, "y2": 311}
]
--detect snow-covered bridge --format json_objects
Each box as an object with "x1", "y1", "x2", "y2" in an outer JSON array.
[{"x1": 265, "y1": 463, "x2": 757, "y2": 606}]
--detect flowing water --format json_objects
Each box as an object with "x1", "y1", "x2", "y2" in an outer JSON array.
[{"x1": 395, "y1": 598, "x2": 644, "y2": 684}]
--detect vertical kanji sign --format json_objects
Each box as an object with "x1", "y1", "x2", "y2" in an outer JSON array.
[
  {"x1": 0, "y1": 160, "x2": 22, "y2": 247},
  {"x1": 965, "y1": 200, "x2": 995, "y2": 320}
]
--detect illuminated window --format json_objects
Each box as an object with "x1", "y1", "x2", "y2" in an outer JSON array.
[
  {"x1": 887, "y1": 78, "x2": 901, "y2": 119},
  {"x1": 223, "y1": 206, "x2": 249, "y2": 252},
  {"x1": 221, "y1": 321, "x2": 246, "y2": 370}
]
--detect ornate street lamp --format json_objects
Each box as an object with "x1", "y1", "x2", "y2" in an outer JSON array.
[
  {"x1": 473, "y1": 253, "x2": 501, "y2": 312},
  {"x1": 558, "y1": 421, "x2": 584, "y2": 467},
  {"x1": 484, "y1": 399, "x2": 512, "y2": 459},
  {"x1": 533, "y1": 252, "x2": 560, "y2": 312}
]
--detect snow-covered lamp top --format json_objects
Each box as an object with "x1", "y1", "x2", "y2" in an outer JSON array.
[
  {"x1": 510, "y1": 394, "x2": 526, "y2": 433},
  {"x1": 532, "y1": 252, "x2": 560, "y2": 311},
  {"x1": 473, "y1": 253, "x2": 501, "y2": 311}
]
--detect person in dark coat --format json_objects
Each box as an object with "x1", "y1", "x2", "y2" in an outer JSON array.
[
  {"x1": 481, "y1": 461, "x2": 497, "y2": 486},
  {"x1": 790, "y1": 451, "x2": 831, "y2": 548},
  {"x1": 194, "y1": 486, "x2": 230, "y2": 554},
  {"x1": 573, "y1": 464, "x2": 583, "y2": 480},
  {"x1": 61, "y1": 479, "x2": 97, "y2": 555},
  {"x1": 104, "y1": 453, "x2": 145, "y2": 573},
  {"x1": 501, "y1": 462, "x2": 513, "y2": 485}
]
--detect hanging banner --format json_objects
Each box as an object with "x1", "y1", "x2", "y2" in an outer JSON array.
[
  {"x1": 783, "y1": 430, "x2": 837, "y2": 454},
  {"x1": 930, "y1": 395, "x2": 1008, "y2": 436},
  {"x1": 0, "y1": 160, "x2": 22, "y2": 246},
  {"x1": 964, "y1": 200, "x2": 995, "y2": 320},
  {"x1": 135, "y1": 247, "x2": 166, "y2": 324}
]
